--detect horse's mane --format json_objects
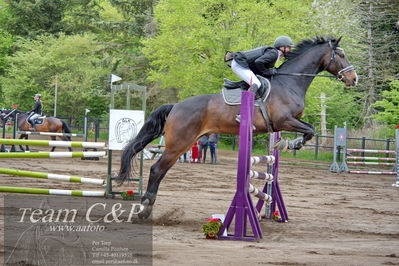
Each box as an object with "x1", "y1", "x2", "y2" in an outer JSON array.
[{"x1": 280, "y1": 36, "x2": 336, "y2": 67}]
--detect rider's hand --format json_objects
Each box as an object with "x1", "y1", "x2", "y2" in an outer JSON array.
[{"x1": 262, "y1": 68, "x2": 278, "y2": 77}]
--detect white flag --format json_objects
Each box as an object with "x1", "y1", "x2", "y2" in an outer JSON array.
[{"x1": 111, "y1": 74, "x2": 122, "y2": 83}]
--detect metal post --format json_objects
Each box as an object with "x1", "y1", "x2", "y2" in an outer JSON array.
[
  {"x1": 126, "y1": 86, "x2": 131, "y2": 110},
  {"x1": 393, "y1": 129, "x2": 399, "y2": 187},
  {"x1": 54, "y1": 77, "x2": 58, "y2": 117},
  {"x1": 314, "y1": 133, "x2": 319, "y2": 160},
  {"x1": 361, "y1": 137, "x2": 366, "y2": 157},
  {"x1": 11, "y1": 114, "x2": 17, "y2": 152},
  {"x1": 1, "y1": 120, "x2": 5, "y2": 152},
  {"x1": 292, "y1": 132, "x2": 297, "y2": 157},
  {"x1": 84, "y1": 109, "x2": 89, "y2": 142},
  {"x1": 106, "y1": 78, "x2": 115, "y2": 198}
]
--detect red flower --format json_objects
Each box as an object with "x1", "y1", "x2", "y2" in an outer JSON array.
[
  {"x1": 207, "y1": 218, "x2": 220, "y2": 222},
  {"x1": 273, "y1": 210, "x2": 279, "y2": 217},
  {"x1": 396, "y1": 125, "x2": 399, "y2": 129},
  {"x1": 127, "y1": 190, "x2": 134, "y2": 196},
  {"x1": 11, "y1": 104, "x2": 18, "y2": 109}
]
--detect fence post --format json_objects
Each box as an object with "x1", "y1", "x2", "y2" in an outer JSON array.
[
  {"x1": 314, "y1": 133, "x2": 319, "y2": 160},
  {"x1": 386, "y1": 139, "x2": 390, "y2": 158},
  {"x1": 361, "y1": 137, "x2": 366, "y2": 157},
  {"x1": 292, "y1": 132, "x2": 297, "y2": 157},
  {"x1": 95, "y1": 119, "x2": 100, "y2": 142}
]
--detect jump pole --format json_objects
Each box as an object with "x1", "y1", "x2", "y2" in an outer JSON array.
[
  {"x1": 0, "y1": 151, "x2": 106, "y2": 158},
  {"x1": 0, "y1": 186, "x2": 104, "y2": 197},
  {"x1": 218, "y1": 90, "x2": 263, "y2": 241},
  {"x1": 0, "y1": 168, "x2": 104, "y2": 185},
  {"x1": 16, "y1": 131, "x2": 85, "y2": 137},
  {"x1": 0, "y1": 139, "x2": 105, "y2": 149}
]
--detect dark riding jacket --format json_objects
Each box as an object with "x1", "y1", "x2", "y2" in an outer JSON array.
[
  {"x1": 234, "y1": 46, "x2": 279, "y2": 77},
  {"x1": 30, "y1": 100, "x2": 43, "y2": 115}
]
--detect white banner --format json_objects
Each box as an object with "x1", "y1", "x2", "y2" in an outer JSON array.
[
  {"x1": 108, "y1": 110, "x2": 145, "y2": 151},
  {"x1": 111, "y1": 74, "x2": 122, "y2": 83}
]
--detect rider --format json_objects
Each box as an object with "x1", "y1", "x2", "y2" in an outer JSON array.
[
  {"x1": 232, "y1": 36, "x2": 294, "y2": 93},
  {"x1": 232, "y1": 36, "x2": 294, "y2": 123},
  {"x1": 27, "y1": 93, "x2": 43, "y2": 131}
]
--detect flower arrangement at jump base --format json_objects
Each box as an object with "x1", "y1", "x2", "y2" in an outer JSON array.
[
  {"x1": 272, "y1": 210, "x2": 280, "y2": 220},
  {"x1": 202, "y1": 218, "x2": 223, "y2": 239},
  {"x1": 121, "y1": 190, "x2": 135, "y2": 200}
]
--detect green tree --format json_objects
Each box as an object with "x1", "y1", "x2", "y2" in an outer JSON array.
[
  {"x1": 4, "y1": 0, "x2": 68, "y2": 38},
  {"x1": 372, "y1": 79, "x2": 399, "y2": 131},
  {"x1": 304, "y1": 78, "x2": 362, "y2": 132},
  {"x1": 143, "y1": 0, "x2": 312, "y2": 101},
  {"x1": 1, "y1": 33, "x2": 110, "y2": 117}
]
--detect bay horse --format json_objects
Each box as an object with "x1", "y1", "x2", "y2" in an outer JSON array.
[
  {"x1": 0, "y1": 109, "x2": 72, "y2": 151},
  {"x1": 119, "y1": 37, "x2": 358, "y2": 219}
]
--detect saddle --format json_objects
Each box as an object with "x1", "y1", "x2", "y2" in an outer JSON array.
[
  {"x1": 222, "y1": 75, "x2": 271, "y2": 105},
  {"x1": 27, "y1": 116, "x2": 46, "y2": 125},
  {"x1": 221, "y1": 75, "x2": 274, "y2": 132}
]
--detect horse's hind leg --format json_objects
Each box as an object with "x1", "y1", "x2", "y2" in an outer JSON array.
[
  {"x1": 50, "y1": 136, "x2": 57, "y2": 152},
  {"x1": 140, "y1": 137, "x2": 197, "y2": 220},
  {"x1": 59, "y1": 133, "x2": 72, "y2": 151},
  {"x1": 18, "y1": 134, "x2": 26, "y2": 151}
]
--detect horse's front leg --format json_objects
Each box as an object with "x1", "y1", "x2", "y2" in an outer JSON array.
[{"x1": 277, "y1": 119, "x2": 315, "y2": 150}]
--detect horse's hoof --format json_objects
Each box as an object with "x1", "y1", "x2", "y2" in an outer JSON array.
[
  {"x1": 138, "y1": 198, "x2": 153, "y2": 220},
  {"x1": 274, "y1": 139, "x2": 289, "y2": 152}
]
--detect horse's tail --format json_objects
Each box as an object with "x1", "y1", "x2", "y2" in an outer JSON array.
[
  {"x1": 61, "y1": 120, "x2": 72, "y2": 141},
  {"x1": 118, "y1": 104, "x2": 174, "y2": 183}
]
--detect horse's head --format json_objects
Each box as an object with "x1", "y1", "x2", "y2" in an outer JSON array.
[
  {"x1": 0, "y1": 109, "x2": 8, "y2": 120},
  {"x1": 0, "y1": 109, "x2": 19, "y2": 121},
  {"x1": 321, "y1": 37, "x2": 358, "y2": 87}
]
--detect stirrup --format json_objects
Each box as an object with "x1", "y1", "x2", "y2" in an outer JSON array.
[{"x1": 235, "y1": 115, "x2": 256, "y2": 130}]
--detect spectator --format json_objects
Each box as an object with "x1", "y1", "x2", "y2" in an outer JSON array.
[
  {"x1": 208, "y1": 134, "x2": 219, "y2": 164},
  {"x1": 198, "y1": 135, "x2": 209, "y2": 163}
]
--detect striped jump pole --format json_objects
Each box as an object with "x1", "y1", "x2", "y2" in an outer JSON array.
[
  {"x1": 249, "y1": 184, "x2": 272, "y2": 203},
  {"x1": 250, "y1": 155, "x2": 275, "y2": 165},
  {"x1": 347, "y1": 161, "x2": 395, "y2": 166},
  {"x1": 0, "y1": 168, "x2": 104, "y2": 185},
  {"x1": 17, "y1": 131, "x2": 84, "y2": 137},
  {"x1": 0, "y1": 151, "x2": 106, "y2": 158},
  {"x1": 0, "y1": 139, "x2": 105, "y2": 149},
  {"x1": 0, "y1": 186, "x2": 104, "y2": 197},
  {"x1": 347, "y1": 148, "x2": 396, "y2": 154},
  {"x1": 347, "y1": 156, "x2": 396, "y2": 161},
  {"x1": 349, "y1": 170, "x2": 396, "y2": 175},
  {"x1": 249, "y1": 170, "x2": 273, "y2": 181}
]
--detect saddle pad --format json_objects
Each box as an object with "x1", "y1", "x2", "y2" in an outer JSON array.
[{"x1": 222, "y1": 78, "x2": 271, "y2": 106}]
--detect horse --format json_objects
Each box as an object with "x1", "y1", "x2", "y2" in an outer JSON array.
[
  {"x1": 118, "y1": 36, "x2": 358, "y2": 220},
  {"x1": 0, "y1": 109, "x2": 73, "y2": 151}
]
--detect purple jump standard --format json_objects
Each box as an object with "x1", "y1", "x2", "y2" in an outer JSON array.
[{"x1": 218, "y1": 91, "x2": 287, "y2": 241}]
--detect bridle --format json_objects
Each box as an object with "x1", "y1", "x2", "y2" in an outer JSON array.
[
  {"x1": 277, "y1": 40, "x2": 355, "y2": 79},
  {"x1": 0, "y1": 109, "x2": 16, "y2": 121}
]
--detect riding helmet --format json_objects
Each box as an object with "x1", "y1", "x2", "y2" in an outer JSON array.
[{"x1": 274, "y1": 36, "x2": 294, "y2": 48}]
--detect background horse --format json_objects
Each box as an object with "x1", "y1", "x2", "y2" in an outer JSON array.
[
  {"x1": 0, "y1": 109, "x2": 72, "y2": 151},
  {"x1": 118, "y1": 37, "x2": 358, "y2": 219}
]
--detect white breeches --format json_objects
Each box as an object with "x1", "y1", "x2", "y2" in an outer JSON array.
[{"x1": 231, "y1": 59, "x2": 261, "y2": 88}]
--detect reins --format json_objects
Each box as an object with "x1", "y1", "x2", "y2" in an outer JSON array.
[
  {"x1": 276, "y1": 72, "x2": 336, "y2": 78},
  {"x1": 276, "y1": 40, "x2": 355, "y2": 80}
]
